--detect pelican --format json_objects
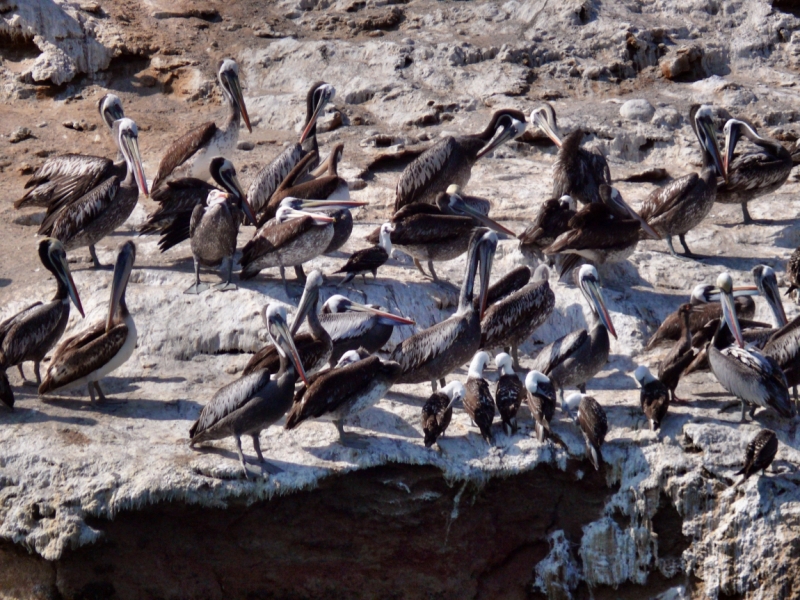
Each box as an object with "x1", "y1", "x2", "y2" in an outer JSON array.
[
  {"x1": 335, "y1": 223, "x2": 393, "y2": 285},
  {"x1": 530, "y1": 265, "x2": 616, "y2": 401},
  {"x1": 525, "y1": 370, "x2": 556, "y2": 443},
  {"x1": 518, "y1": 195, "x2": 577, "y2": 263},
  {"x1": 299, "y1": 294, "x2": 415, "y2": 366},
  {"x1": 285, "y1": 350, "x2": 403, "y2": 449},
  {"x1": 444, "y1": 184, "x2": 492, "y2": 215},
  {"x1": 15, "y1": 93, "x2": 126, "y2": 211},
  {"x1": 707, "y1": 272, "x2": 793, "y2": 422},
  {"x1": 477, "y1": 265, "x2": 532, "y2": 308},
  {"x1": 480, "y1": 264, "x2": 555, "y2": 367},
  {"x1": 563, "y1": 392, "x2": 607, "y2": 471},
  {"x1": 657, "y1": 303, "x2": 697, "y2": 402},
  {"x1": 716, "y1": 119, "x2": 793, "y2": 224},
  {"x1": 421, "y1": 381, "x2": 465, "y2": 448},
  {"x1": 247, "y1": 82, "x2": 336, "y2": 218},
  {"x1": 494, "y1": 352, "x2": 523, "y2": 435},
  {"x1": 735, "y1": 429, "x2": 778, "y2": 486},
  {"x1": 243, "y1": 271, "x2": 331, "y2": 377},
  {"x1": 638, "y1": 105, "x2": 726, "y2": 259},
  {"x1": 39, "y1": 119, "x2": 148, "y2": 269},
  {"x1": 395, "y1": 109, "x2": 526, "y2": 212},
  {"x1": 39, "y1": 241, "x2": 137, "y2": 404},
  {"x1": 189, "y1": 304, "x2": 307, "y2": 477},
  {"x1": 531, "y1": 103, "x2": 610, "y2": 205},
  {"x1": 633, "y1": 366, "x2": 670, "y2": 431},
  {"x1": 390, "y1": 229, "x2": 496, "y2": 391},
  {"x1": 151, "y1": 59, "x2": 251, "y2": 190},
  {"x1": 786, "y1": 246, "x2": 800, "y2": 298},
  {"x1": 464, "y1": 351, "x2": 496, "y2": 444},
  {"x1": 0, "y1": 239, "x2": 84, "y2": 408}
]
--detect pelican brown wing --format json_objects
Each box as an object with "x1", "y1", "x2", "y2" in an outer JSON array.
[
  {"x1": 151, "y1": 122, "x2": 217, "y2": 191},
  {"x1": 16, "y1": 154, "x2": 113, "y2": 210},
  {"x1": 42, "y1": 176, "x2": 119, "y2": 239}
]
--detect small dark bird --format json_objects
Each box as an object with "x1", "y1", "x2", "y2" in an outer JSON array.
[
  {"x1": 524, "y1": 370, "x2": 556, "y2": 443},
  {"x1": 336, "y1": 223, "x2": 393, "y2": 285},
  {"x1": 735, "y1": 429, "x2": 778, "y2": 486},
  {"x1": 633, "y1": 366, "x2": 670, "y2": 431},
  {"x1": 657, "y1": 303, "x2": 697, "y2": 402},
  {"x1": 564, "y1": 392, "x2": 608, "y2": 471},
  {"x1": 494, "y1": 352, "x2": 524, "y2": 435},
  {"x1": 464, "y1": 351, "x2": 496, "y2": 444},
  {"x1": 786, "y1": 246, "x2": 800, "y2": 298},
  {"x1": 421, "y1": 381, "x2": 465, "y2": 448}
]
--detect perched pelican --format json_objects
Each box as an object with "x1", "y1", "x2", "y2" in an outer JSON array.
[
  {"x1": 394, "y1": 109, "x2": 526, "y2": 212},
  {"x1": 633, "y1": 366, "x2": 670, "y2": 431},
  {"x1": 40, "y1": 119, "x2": 148, "y2": 269},
  {"x1": 716, "y1": 119, "x2": 792, "y2": 224},
  {"x1": 518, "y1": 195, "x2": 577, "y2": 263},
  {"x1": 390, "y1": 229, "x2": 496, "y2": 391},
  {"x1": 707, "y1": 272, "x2": 792, "y2": 421},
  {"x1": 39, "y1": 241, "x2": 137, "y2": 404},
  {"x1": 243, "y1": 271, "x2": 331, "y2": 377},
  {"x1": 15, "y1": 94, "x2": 126, "y2": 211},
  {"x1": 421, "y1": 381, "x2": 465, "y2": 448},
  {"x1": 464, "y1": 351, "x2": 496, "y2": 444},
  {"x1": 247, "y1": 82, "x2": 336, "y2": 218},
  {"x1": 0, "y1": 239, "x2": 84, "y2": 408},
  {"x1": 525, "y1": 370, "x2": 556, "y2": 443},
  {"x1": 189, "y1": 304, "x2": 307, "y2": 477},
  {"x1": 285, "y1": 350, "x2": 403, "y2": 448},
  {"x1": 734, "y1": 429, "x2": 778, "y2": 486},
  {"x1": 531, "y1": 103, "x2": 610, "y2": 205},
  {"x1": 494, "y1": 352, "x2": 523, "y2": 435},
  {"x1": 480, "y1": 264, "x2": 555, "y2": 367},
  {"x1": 530, "y1": 265, "x2": 616, "y2": 401},
  {"x1": 638, "y1": 105, "x2": 725, "y2": 259},
  {"x1": 786, "y1": 246, "x2": 800, "y2": 298},
  {"x1": 657, "y1": 303, "x2": 696, "y2": 402},
  {"x1": 563, "y1": 392, "x2": 608, "y2": 471},
  {"x1": 335, "y1": 223, "x2": 393, "y2": 285},
  {"x1": 151, "y1": 59, "x2": 251, "y2": 190}
]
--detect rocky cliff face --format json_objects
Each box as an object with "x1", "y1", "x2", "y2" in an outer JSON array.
[{"x1": 1, "y1": 0, "x2": 800, "y2": 598}]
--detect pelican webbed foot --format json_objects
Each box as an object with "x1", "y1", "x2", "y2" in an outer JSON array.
[
  {"x1": 335, "y1": 420, "x2": 370, "y2": 449},
  {"x1": 741, "y1": 203, "x2": 753, "y2": 225},
  {"x1": 214, "y1": 282, "x2": 238, "y2": 292},
  {"x1": 413, "y1": 258, "x2": 431, "y2": 279},
  {"x1": 184, "y1": 282, "x2": 210, "y2": 295},
  {"x1": 89, "y1": 245, "x2": 111, "y2": 270},
  {"x1": 666, "y1": 236, "x2": 694, "y2": 261},
  {"x1": 251, "y1": 434, "x2": 283, "y2": 475}
]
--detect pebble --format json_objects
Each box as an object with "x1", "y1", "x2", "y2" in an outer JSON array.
[
  {"x1": 10, "y1": 127, "x2": 34, "y2": 143},
  {"x1": 620, "y1": 99, "x2": 655, "y2": 121},
  {"x1": 237, "y1": 141, "x2": 255, "y2": 151}
]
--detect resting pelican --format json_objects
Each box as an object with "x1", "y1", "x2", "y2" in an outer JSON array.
[
  {"x1": 494, "y1": 352, "x2": 524, "y2": 435},
  {"x1": 563, "y1": 392, "x2": 608, "y2": 471},
  {"x1": 735, "y1": 429, "x2": 778, "y2": 486},
  {"x1": 633, "y1": 366, "x2": 670, "y2": 431},
  {"x1": 421, "y1": 381, "x2": 465, "y2": 448},
  {"x1": 464, "y1": 351, "x2": 496, "y2": 444},
  {"x1": 518, "y1": 195, "x2": 577, "y2": 263},
  {"x1": 39, "y1": 241, "x2": 136, "y2": 404},
  {"x1": 189, "y1": 304, "x2": 307, "y2": 477},
  {"x1": 525, "y1": 370, "x2": 556, "y2": 443}
]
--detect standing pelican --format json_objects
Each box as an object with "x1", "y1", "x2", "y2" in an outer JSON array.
[
  {"x1": 531, "y1": 103, "x2": 610, "y2": 205},
  {"x1": 518, "y1": 195, "x2": 577, "y2": 263},
  {"x1": 247, "y1": 82, "x2": 336, "y2": 218},
  {"x1": 530, "y1": 265, "x2": 616, "y2": 401},
  {"x1": 638, "y1": 105, "x2": 726, "y2": 258},
  {"x1": 395, "y1": 109, "x2": 526, "y2": 212},
  {"x1": 421, "y1": 381, "x2": 465, "y2": 448},
  {"x1": 525, "y1": 370, "x2": 556, "y2": 443},
  {"x1": 707, "y1": 272, "x2": 793, "y2": 421},
  {"x1": 0, "y1": 239, "x2": 84, "y2": 408},
  {"x1": 335, "y1": 223, "x2": 393, "y2": 285},
  {"x1": 15, "y1": 94, "x2": 126, "y2": 211},
  {"x1": 657, "y1": 303, "x2": 697, "y2": 402},
  {"x1": 494, "y1": 352, "x2": 524, "y2": 435},
  {"x1": 734, "y1": 429, "x2": 778, "y2": 486},
  {"x1": 716, "y1": 119, "x2": 792, "y2": 224},
  {"x1": 39, "y1": 119, "x2": 148, "y2": 268},
  {"x1": 39, "y1": 242, "x2": 137, "y2": 404},
  {"x1": 563, "y1": 392, "x2": 608, "y2": 471},
  {"x1": 390, "y1": 229, "x2": 496, "y2": 391},
  {"x1": 633, "y1": 366, "x2": 670, "y2": 431},
  {"x1": 152, "y1": 59, "x2": 251, "y2": 190},
  {"x1": 189, "y1": 304, "x2": 307, "y2": 477},
  {"x1": 464, "y1": 351, "x2": 496, "y2": 444}
]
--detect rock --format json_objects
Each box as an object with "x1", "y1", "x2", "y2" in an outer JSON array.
[
  {"x1": 9, "y1": 127, "x2": 34, "y2": 143},
  {"x1": 237, "y1": 141, "x2": 255, "y2": 151},
  {"x1": 317, "y1": 109, "x2": 343, "y2": 133},
  {"x1": 620, "y1": 99, "x2": 655, "y2": 121},
  {"x1": 62, "y1": 120, "x2": 96, "y2": 132},
  {"x1": 660, "y1": 44, "x2": 706, "y2": 81}
]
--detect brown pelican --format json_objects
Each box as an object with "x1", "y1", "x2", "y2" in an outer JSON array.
[
  {"x1": 247, "y1": 82, "x2": 336, "y2": 218},
  {"x1": 189, "y1": 304, "x2": 307, "y2": 477},
  {"x1": 394, "y1": 109, "x2": 526, "y2": 212},
  {"x1": 734, "y1": 429, "x2": 778, "y2": 486},
  {"x1": 657, "y1": 303, "x2": 697, "y2": 402},
  {"x1": 39, "y1": 119, "x2": 148, "y2": 269},
  {"x1": 525, "y1": 370, "x2": 556, "y2": 443},
  {"x1": 518, "y1": 195, "x2": 577, "y2": 263},
  {"x1": 633, "y1": 366, "x2": 670, "y2": 431},
  {"x1": 787, "y1": 246, "x2": 800, "y2": 298},
  {"x1": 494, "y1": 352, "x2": 524, "y2": 435},
  {"x1": 638, "y1": 105, "x2": 726, "y2": 259},
  {"x1": 464, "y1": 351, "x2": 496, "y2": 444},
  {"x1": 421, "y1": 381, "x2": 465, "y2": 448},
  {"x1": 563, "y1": 392, "x2": 607, "y2": 471},
  {"x1": 477, "y1": 265, "x2": 531, "y2": 308},
  {"x1": 390, "y1": 229, "x2": 496, "y2": 391},
  {"x1": 444, "y1": 184, "x2": 492, "y2": 216},
  {"x1": 39, "y1": 241, "x2": 137, "y2": 404},
  {"x1": 716, "y1": 119, "x2": 793, "y2": 224},
  {"x1": 243, "y1": 271, "x2": 331, "y2": 377},
  {"x1": 531, "y1": 103, "x2": 610, "y2": 205},
  {"x1": 152, "y1": 59, "x2": 251, "y2": 190},
  {"x1": 15, "y1": 94, "x2": 126, "y2": 211},
  {"x1": 335, "y1": 223, "x2": 393, "y2": 285},
  {"x1": 0, "y1": 239, "x2": 84, "y2": 408},
  {"x1": 708, "y1": 272, "x2": 793, "y2": 421},
  {"x1": 285, "y1": 351, "x2": 403, "y2": 449},
  {"x1": 302, "y1": 294, "x2": 415, "y2": 366},
  {"x1": 480, "y1": 264, "x2": 555, "y2": 367}
]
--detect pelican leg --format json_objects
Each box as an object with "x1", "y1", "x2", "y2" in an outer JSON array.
[
  {"x1": 431, "y1": 380, "x2": 438, "y2": 393},
  {"x1": 294, "y1": 265, "x2": 307, "y2": 284},
  {"x1": 335, "y1": 419, "x2": 369, "y2": 449},
  {"x1": 251, "y1": 434, "x2": 283, "y2": 474},
  {"x1": 666, "y1": 236, "x2": 692, "y2": 261},
  {"x1": 361, "y1": 274, "x2": 367, "y2": 284},
  {"x1": 741, "y1": 400, "x2": 748, "y2": 422},
  {"x1": 678, "y1": 235, "x2": 697, "y2": 258},
  {"x1": 428, "y1": 261, "x2": 440, "y2": 283},
  {"x1": 413, "y1": 258, "x2": 430, "y2": 278},
  {"x1": 439, "y1": 378, "x2": 446, "y2": 389},
  {"x1": 184, "y1": 258, "x2": 209, "y2": 295},
  {"x1": 34, "y1": 362, "x2": 41, "y2": 385},
  {"x1": 578, "y1": 383, "x2": 586, "y2": 394},
  {"x1": 512, "y1": 345, "x2": 520, "y2": 369},
  {"x1": 88, "y1": 384, "x2": 96, "y2": 405},
  {"x1": 89, "y1": 245, "x2": 109, "y2": 269},
  {"x1": 17, "y1": 364, "x2": 26, "y2": 381},
  {"x1": 93, "y1": 381, "x2": 108, "y2": 403},
  {"x1": 741, "y1": 203, "x2": 753, "y2": 225},
  {"x1": 214, "y1": 257, "x2": 237, "y2": 292},
  {"x1": 234, "y1": 435, "x2": 249, "y2": 479}
]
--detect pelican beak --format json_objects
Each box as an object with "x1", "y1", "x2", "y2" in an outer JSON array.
[
  {"x1": 53, "y1": 244, "x2": 84, "y2": 318},
  {"x1": 584, "y1": 277, "x2": 616, "y2": 339},
  {"x1": 228, "y1": 71, "x2": 251, "y2": 133},
  {"x1": 107, "y1": 104, "x2": 125, "y2": 123},
  {"x1": 272, "y1": 314, "x2": 308, "y2": 384},
  {"x1": 720, "y1": 287, "x2": 745, "y2": 348},
  {"x1": 107, "y1": 242, "x2": 135, "y2": 331},
  {"x1": 760, "y1": 272, "x2": 788, "y2": 327},
  {"x1": 284, "y1": 208, "x2": 336, "y2": 223},
  {"x1": 293, "y1": 199, "x2": 368, "y2": 211},
  {"x1": 476, "y1": 118, "x2": 526, "y2": 159},
  {"x1": 123, "y1": 131, "x2": 149, "y2": 198},
  {"x1": 705, "y1": 285, "x2": 760, "y2": 302},
  {"x1": 617, "y1": 196, "x2": 660, "y2": 240},
  {"x1": 723, "y1": 122, "x2": 740, "y2": 181},
  {"x1": 532, "y1": 109, "x2": 562, "y2": 148},
  {"x1": 477, "y1": 233, "x2": 497, "y2": 319},
  {"x1": 451, "y1": 196, "x2": 516, "y2": 237},
  {"x1": 299, "y1": 86, "x2": 333, "y2": 144},
  {"x1": 290, "y1": 282, "x2": 319, "y2": 335},
  {"x1": 344, "y1": 301, "x2": 416, "y2": 326},
  {"x1": 700, "y1": 116, "x2": 726, "y2": 183}
]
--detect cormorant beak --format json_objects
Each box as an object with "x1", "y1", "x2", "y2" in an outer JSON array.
[
  {"x1": 477, "y1": 234, "x2": 497, "y2": 319},
  {"x1": 699, "y1": 115, "x2": 726, "y2": 183},
  {"x1": 344, "y1": 301, "x2": 416, "y2": 326},
  {"x1": 122, "y1": 130, "x2": 149, "y2": 198},
  {"x1": 107, "y1": 242, "x2": 135, "y2": 331},
  {"x1": 476, "y1": 117, "x2": 526, "y2": 159},
  {"x1": 299, "y1": 86, "x2": 333, "y2": 144},
  {"x1": 583, "y1": 276, "x2": 616, "y2": 339},
  {"x1": 226, "y1": 71, "x2": 252, "y2": 133},
  {"x1": 722, "y1": 121, "x2": 740, "y2": 181},
  {"x1": 450, "y1": 196, "x2": 516, "y2": 237},
  {"x1": 271, "y1": 314, "x2": 308, "y2": 384},
  {"x1": 290, "y1": 282, "x2": 319, "y2": 335},
  {"x1": 532, "y1": 108, "x2": 562, "y2": 148},
  {"x1": 53, "y1": 245, "x2": 84, "y2": 318},
  {"x1": 720, "y1": 286, "x2": 745, "y2": 348}
]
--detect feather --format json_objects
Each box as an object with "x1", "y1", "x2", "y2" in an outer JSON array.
[{"x1": 152, "y1": 122, "x2": 217, "y2": 190}]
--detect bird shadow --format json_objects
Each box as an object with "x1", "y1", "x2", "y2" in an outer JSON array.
[
  {"x1": 0, "y1": 278, "x2": 10, "y2": 288},
  {"x1": 694, "y1": 255, "x2": 777, "y2": 272},
  {"x1": 0, "y1": 405, "x2": 98, "y2": 426},
  {"x1": 772, "y1": 223, "x2": 800, "y2": 250}
]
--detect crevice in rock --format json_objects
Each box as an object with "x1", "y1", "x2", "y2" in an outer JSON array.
[{"x1": 0, "y1": 29, "x2": 40, "y2": 61}]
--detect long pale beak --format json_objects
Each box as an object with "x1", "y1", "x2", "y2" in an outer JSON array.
[
  {"x1": 124, "y1": 133, "x2": 149, "y2": 198},
  {"x1": 533, "y1": 110, "x2": 562, "y2": 148},
  {"x1": 701, "y1": 117, "x2": 727, "y2": 183},
  {"x1": 108, "y1": 105, "x2": 125, "y2": 123},
  {"x1": 283, "y1": 208, "x2": 336, "y2": 223},
  {"x1": 291, "y1": 199, "x2": 368, "y2": 211},
  {"x1": 761, "y1": 274, "x2": 788, "y2": 327},
  {"x1": 55, "y1": 250, "x2": 84, "y2": 318},
  {"x1": 272, "y1": 314, "x2": 308, "y2": 384},
  {"x1": 452, "y1": 197, "x2": 516, "y2": 237},
  {"x1": 723, "y1": 124, "x2": 740, "y2": 180},
  {"x1": 107, "y1": 243, "x2": 134, "y2": 331},
  {"x1": 290, "y1": 283, "x2": 319, "y2": 335},
  {"x1": 229, "y1": 72, "x2": 251, "y2": 133},
  {"x1": 705, "y1": 285, "x2": 759, "y2": 301},
  {"x1": 476, "y1": 120, "x2": 525, "y2": 160},
  {"x1": 720, "y1": 288, "x2": 744, "y2": 348},
  {"x1": 344, "y1": 301, "x2": 416, "y2": 326},
  {"x1": 585, "y1": 278, "x2": 616, "y2": 339},
  {"x1": 617, "y1": 198, "x2": 660, "y2": 240},
  {"x1": 477, "y1": 237, "x2": 497, "y2": 319},
  {"x1": 299, "y1": 93, "x2": 329, "y2": 144}
]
